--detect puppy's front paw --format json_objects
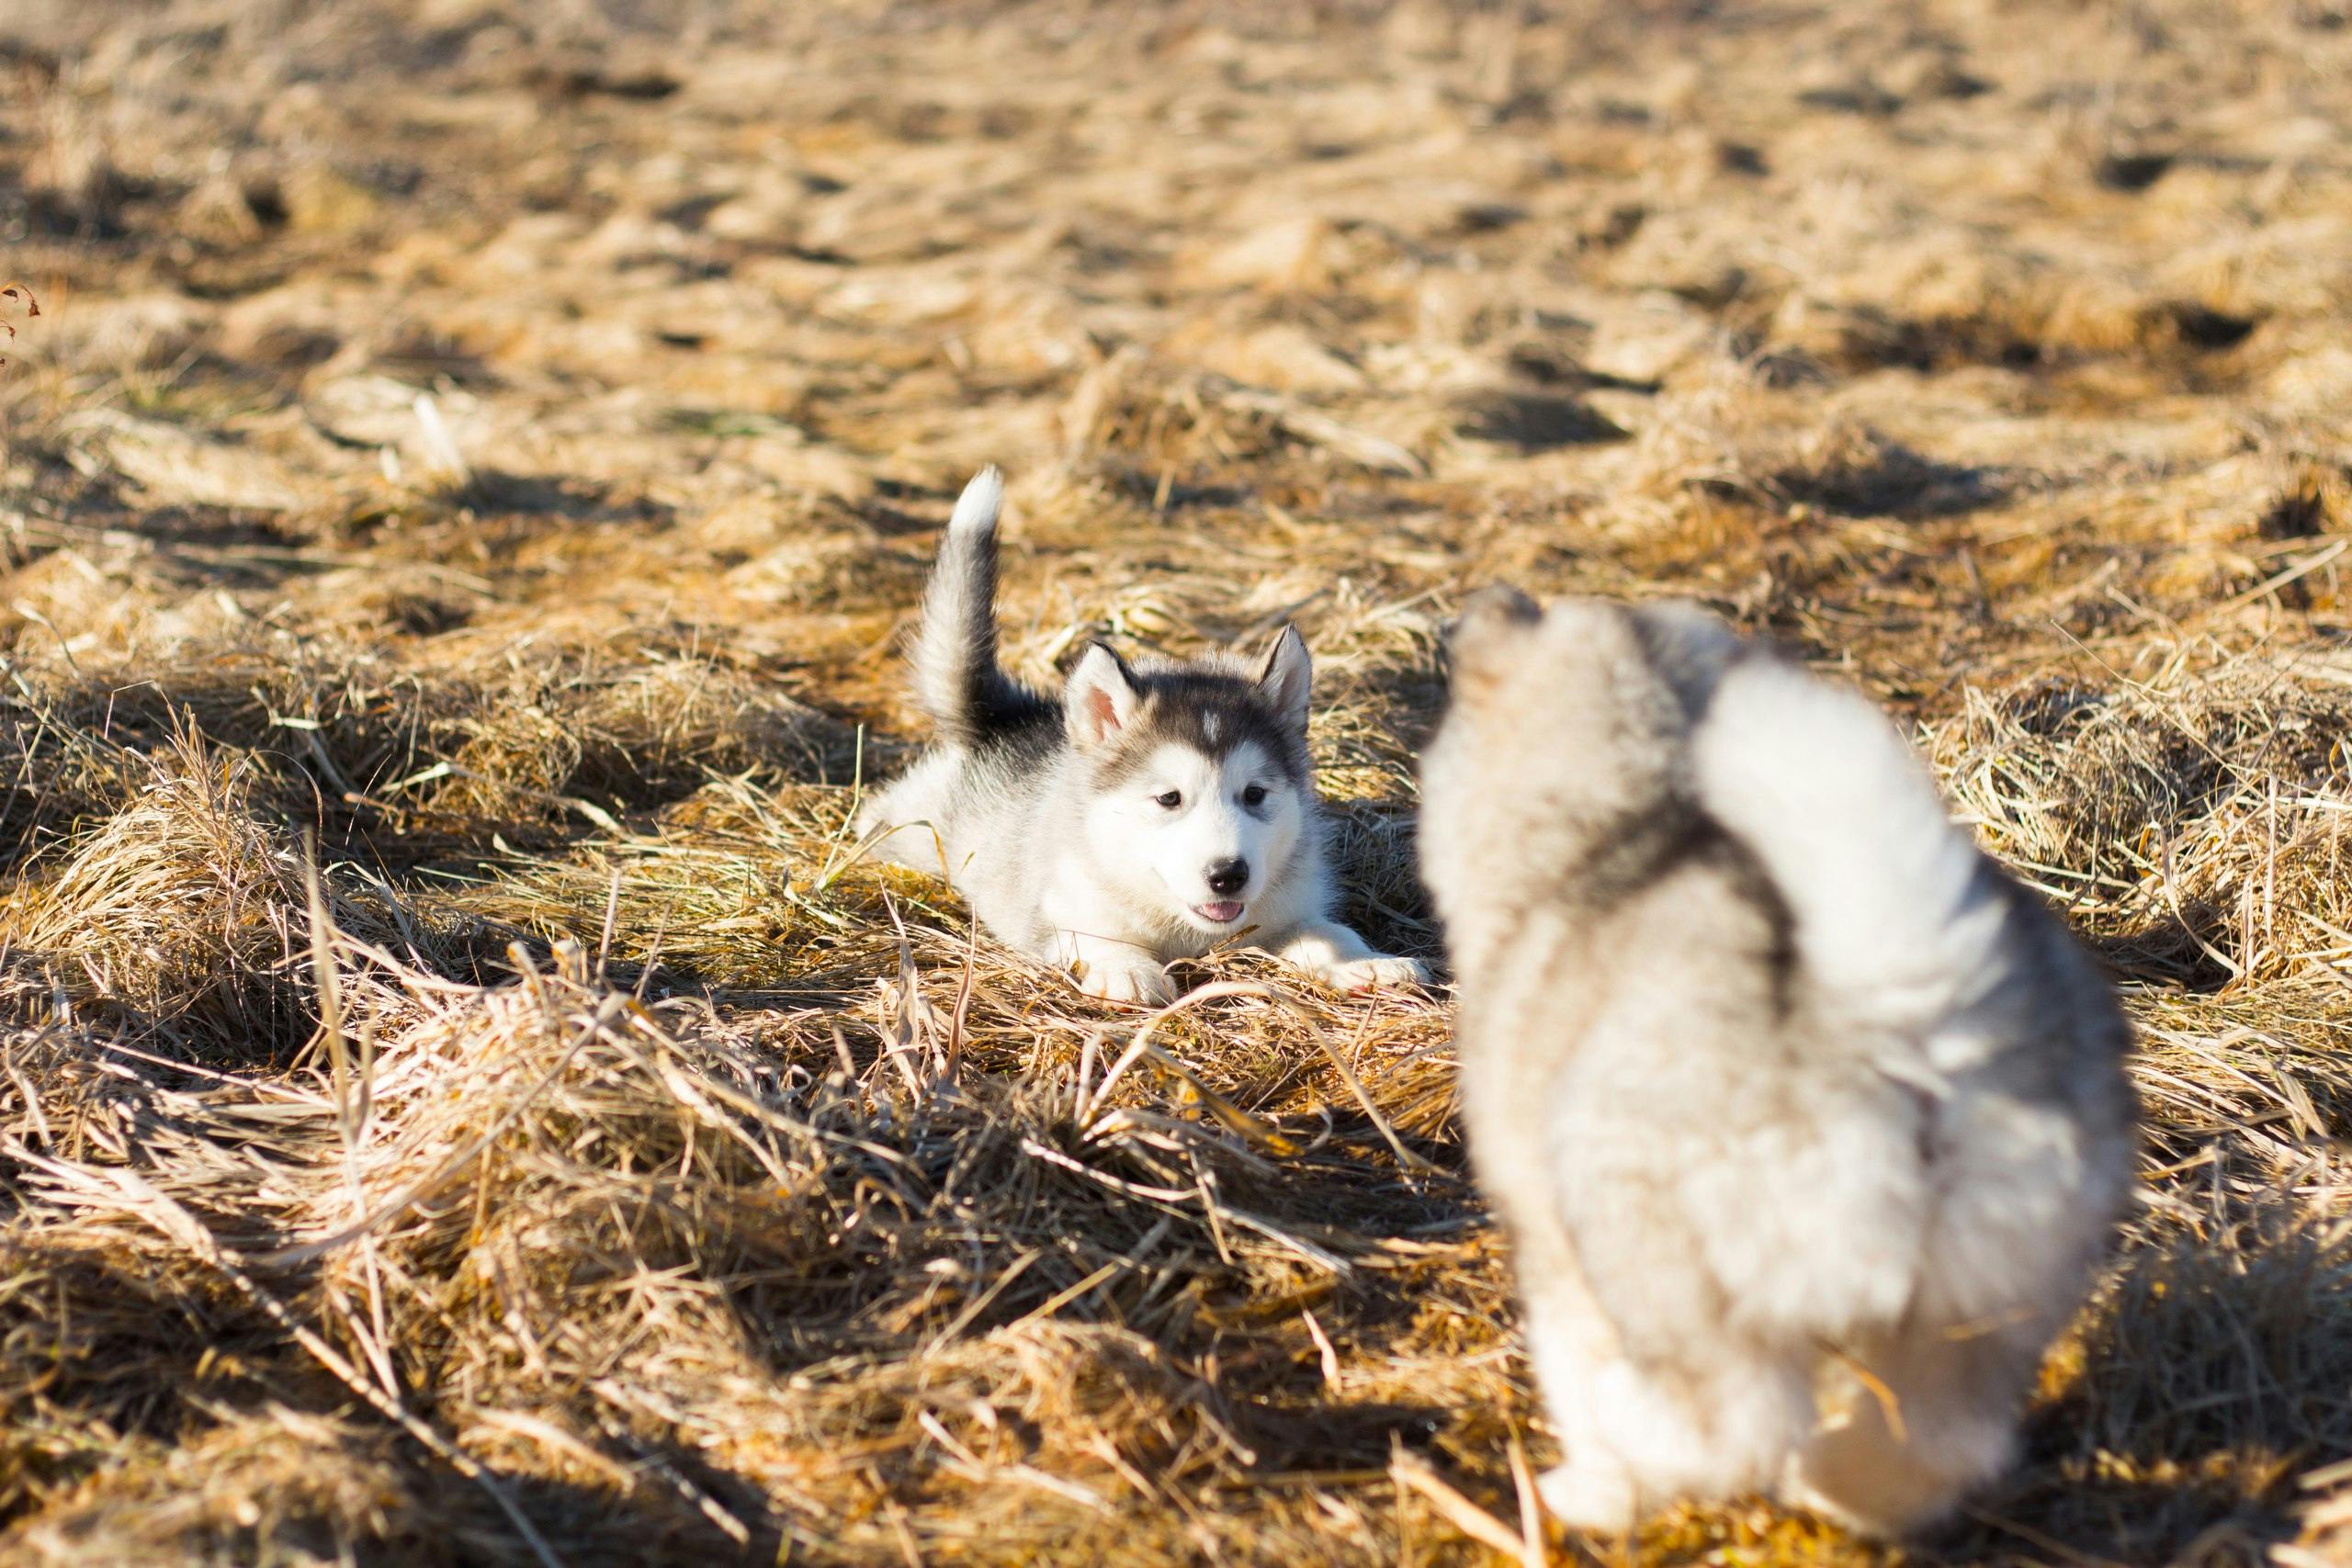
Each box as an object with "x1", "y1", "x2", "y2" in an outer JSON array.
[
  {"x1": 1077, "y1": 961, "x2": 1176, "y2": 1005},
  {"x1": 1319, "y1": 953, "x2": 1432, "y2": 993},
  {"x1": 1539, "y1": 1454, "x2": 1639, "y2": 1532}
]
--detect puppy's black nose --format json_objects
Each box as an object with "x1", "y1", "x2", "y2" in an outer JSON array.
[{"x1": 1205, "y1": 858, "x2": 1250, "y2": 896}]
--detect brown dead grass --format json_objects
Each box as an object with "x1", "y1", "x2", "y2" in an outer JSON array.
[{"x1": 1, "y1": 1, "x2": 2350, "y2": 1562}]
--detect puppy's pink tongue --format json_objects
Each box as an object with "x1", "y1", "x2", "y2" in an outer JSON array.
[{"x1": 1195, "y1": 901, "x2": 1244, "y2": 924}]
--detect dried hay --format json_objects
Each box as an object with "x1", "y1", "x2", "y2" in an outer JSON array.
[
  {"x1": 2, "y1": 738, "x2": 325, "y2": 1056},
  {"x1": 1928, "y1": 649, "x2": 2352, "y2": 991}
]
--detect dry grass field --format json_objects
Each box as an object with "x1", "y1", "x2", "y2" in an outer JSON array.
[{"x1": 1, "y1": 0, "x2": 2349, "y2": 1562}]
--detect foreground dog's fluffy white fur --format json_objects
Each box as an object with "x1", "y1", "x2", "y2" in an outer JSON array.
[
  {"x1": 857, "y1": 467, "x2": 1427, "y2": 1002},
  {"x1": 1417, "y1": 588, "x2": 2136, "y2": 1537}
]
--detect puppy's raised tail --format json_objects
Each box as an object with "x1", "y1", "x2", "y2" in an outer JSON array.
[
  {"x1": 1690, "y1": 657, "x2": 2009, "y2": 1027},
  {"x1": 910, "y1": 466, "x2": 1032, "y2": 747}
]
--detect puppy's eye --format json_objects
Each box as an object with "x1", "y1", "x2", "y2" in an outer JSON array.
[
  {"x1": 1154, "y1": 790, "x2": 1182, "y2": 810},
  {"x1": 1241, "y1": 784, "x2": 1268, "y2": 807}
]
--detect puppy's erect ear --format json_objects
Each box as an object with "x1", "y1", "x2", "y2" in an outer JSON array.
[
  {"x1": 1255, "y1": 625, "x2": 1312, "y2": 732},
  {"x1": 1065, "y1": 641, "x2": 1142, "y2": 749},
  {"x1": 1626, "y1": 599, "x2": 1741, "y2": 718},
  {"x1": 1442, "y1": 584, "x2": 1542, "y2": 698}
]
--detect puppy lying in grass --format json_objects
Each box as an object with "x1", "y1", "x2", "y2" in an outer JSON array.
[
  {"x1": 858, "y1": 468, "x2": 1428, "y2": 1003},
  {"x1": 1418, "y1": 588, "x2": 2136, "y2": 1537}
]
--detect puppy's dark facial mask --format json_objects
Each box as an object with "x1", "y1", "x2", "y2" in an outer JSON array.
[
  {"x1": 1088, "y1": 681, "x2": 1307, "y2": 791},
  {"x1": 1064, "y1": 626, "x2": 1316, "y2": 789}
]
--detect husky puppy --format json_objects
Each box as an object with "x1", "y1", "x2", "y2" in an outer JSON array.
[
  {"x1": 856, "y1": 468, "x2": 1428, "y2": 1003},
  {"x1": 1417, "y1": 588, "x2": 2135, "y2": 1537}
]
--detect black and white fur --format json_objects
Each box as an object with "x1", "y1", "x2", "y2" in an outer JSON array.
[
  {"x1": 857, "y1": 467, "x2": 1428, "y2": 1003},
  {"x1": 1419, "y1": 588, "x2": 2136, "y2": 1537}
]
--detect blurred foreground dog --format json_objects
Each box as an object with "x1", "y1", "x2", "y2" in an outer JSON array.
[
  {"x1": 1418, "y1": 588, "x2": 2135, "y2": 1536},
  {"x1": 857, "y1": 468, "x2": 1427, "y2": 1002}
]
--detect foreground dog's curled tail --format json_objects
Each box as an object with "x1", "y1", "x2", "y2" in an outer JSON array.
[
  {"x1": 1691, "y1": 656, "x2": 2007, "y2": 1027},
  {"x1": 911, "y1": 467, "x2": 1032, "y2": 747}
]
